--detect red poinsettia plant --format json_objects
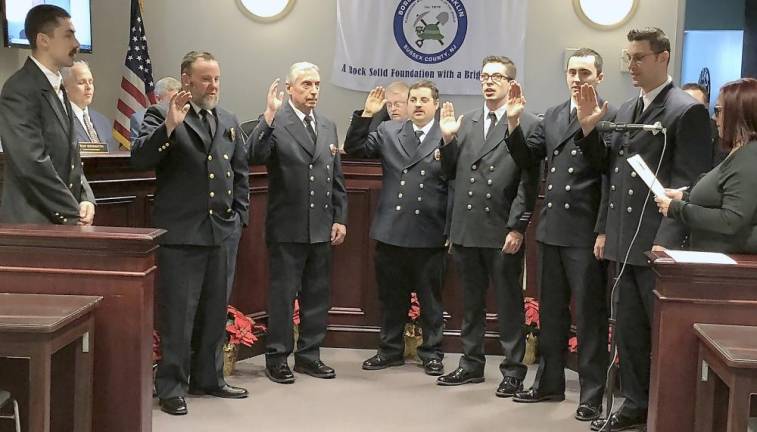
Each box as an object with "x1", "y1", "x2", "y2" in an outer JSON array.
[
  {"x1": 524, "y1": 297, "x2": 540, "y2": 335},
  {"x1": 226, "y1": 305, "x2": 265, "y2": 347},
  {"x1": 408, "y1": 292, "x2": 421, "y2": 322},
  {"x1": 293, "y1": 298, "x2": 301, "y2": 326}
]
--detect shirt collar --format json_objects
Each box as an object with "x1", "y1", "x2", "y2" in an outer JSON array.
[
  {"x1": 288, "y1": 99, "x2": 314, "y2": 124},
  {"x1": 412, "y1": 118, "x2": 435, "y2": 141},
  {"x1": 30, "y1": 55, "x2": 63, "y2": 93},
  {"x1": 71, "y1": 103, "x2": 86, "y2": 123},
  {"x1": 189, "y1": 100, "x2": 214, "y2": 118},
  {"x1": 640, "y1": 75, "x2": 673, "y2": 109},
  {"x1": 484, "y1": 103, "x2": 508, "y2": 122}
]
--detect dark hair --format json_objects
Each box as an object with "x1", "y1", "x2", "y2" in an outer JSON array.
[
  {"x1": 181, "y1": 51, "x2": 216, "y2": 75},
  {"x1": 568, "y1": 48, "x2": 604, "y2": 73},
  {"x1": 681, "y1": 82, "x2": 710, "y2": 105},
  {"x1": 718, "y1": 78, "x2": 757, "y2": 151},
  {"x1": 481, "y1": 55, "x2": 517, "y2": 79},
  {"x1": 24, "y1": 4, "x2": 71, "y2": 50},
  {"x1": 627, "y1": 27, "x2": 671, "y2": 54},
  {"x1": 408, "y1": 80, "x2": 439, "y2": 101}
]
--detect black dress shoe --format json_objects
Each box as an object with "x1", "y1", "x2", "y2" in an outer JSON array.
[
  {"x1": 159, "y1": 396, "x2": 187, "y2": 416},
  {"x1": 436, "y1": 367, "x2": 484, "y2": 386},
  {"x1": 575, "y1": 403, "x2": 602, "y2": 421},
  {"x1": 293, "y1": 360, "x2": 336, "y2": 379},
  {"x1": 423, "y1": 359, "x2": 444, "y2": 376},
  {"x1": 265, "y1": 363, "x2": 295, "y2": 384},
  {"x1": 189, "y1": 384, "x2": 249, "y2": 399},
  {"x1": 590, "y1": 412, "x2": 646, "y2": 431},
  {"x1": 495, "y1": 376, "x2": 524, "y2": 398},
  {"x1": 512, "y1": 387, "x2": 565, "y2": 403},
  {"x1": 362, "y1": 353, "x2": 404, "y2": 370}
]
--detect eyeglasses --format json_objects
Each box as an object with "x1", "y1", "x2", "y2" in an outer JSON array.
[
  {"x1": 623, "y1": 51, "x2": 662, "y2": 65},
  {"x1": 713, "y1": 105, "x2": 722, "y2": 116},
  {"x1": 480, "y1": 73, "x2": 512, "y2": 83}
]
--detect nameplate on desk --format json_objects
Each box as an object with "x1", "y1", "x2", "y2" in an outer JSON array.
[{"x1": 79, "y1": 142, "x2": 108, "y2": 154}]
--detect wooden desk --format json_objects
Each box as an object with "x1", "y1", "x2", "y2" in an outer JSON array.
[
  {"x1": 694, "y1": 324, "x2": 757, "y2": 432},
  {"x1": 647, "y1": 251, "x2": 757, "y2": 432},
  {"x1": 0, "y1": 293, "x2": 101, "y2": 432}
]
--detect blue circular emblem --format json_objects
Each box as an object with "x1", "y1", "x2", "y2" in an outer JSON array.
[{"x1": 393, "y1": 0, "x2": 467, "y2": 64}]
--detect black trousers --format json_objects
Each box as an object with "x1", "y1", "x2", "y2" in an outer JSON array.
[
  {"x1": 374, "y1": 241, "x2": 446, "y2": 362},
  {"x1": 453, "y1": 245, "x2": 527, "y2": 379},
  {"x1": 265, "y1": 241, "x2": 332, "y2": 367},
  {"x1": 614, "y1": 262, "x2": 655, "y2": 417},
  {"x1": 531, "y1": 243, "x2": 608, "y2": 405},
  {"x1": 155, "y1": 229, "x2": 241, "y2": 399}
]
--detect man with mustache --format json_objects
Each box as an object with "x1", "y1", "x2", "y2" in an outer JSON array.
[
  {"x1": 249, "y1": 62, "x2": 347, "y2": 384},
  {"x1": 0, "y1": 4, "x2": 95, "y2": 225},
  {"x1": 62, "y1": 60, "x2": 120, "y2": 152},
  {"x1": 505, "y1": 48, "x2": 615, "y2": 423},
  {"x1": 344, "y1": 81, "x2": 447, "y2": 375},
  {"x1": 436, "y1": 56, "x2": 540, "y2": 397},
  {"x1": 132, "y1": 50, "x2": 250, "y2": 415}
]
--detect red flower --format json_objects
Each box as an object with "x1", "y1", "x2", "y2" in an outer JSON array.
[
  {"x1": 293, "y1": 298, "x2": 301, "y2": 326},
  {"x1": 568, "y1": 336, "x2": 578, "y2": 353},
  {"x1": 226, "y1": 305, "x2": 265, "y2": 347},
  {"x1": 524, "y1": 297, "x2": 540, "y2": 328},
  {"x1": 408, "y1": 292, "x2": 421, "y2": 321}
]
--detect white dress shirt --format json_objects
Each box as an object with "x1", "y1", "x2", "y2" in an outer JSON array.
[
  {"x1": 30, "y1": 55, "x2": 66, "y2": 110},
  {"x1": 483, "y1": 103, "x2": 508, "y2": 138}
]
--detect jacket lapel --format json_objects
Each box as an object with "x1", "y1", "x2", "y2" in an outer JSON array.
[
  {"x1": 637, "y1": 84, "x2": 671, "y2": 126},
  {"x1": 183, "y1": 109, "x2": 212, "y2": 152},
  {"x1": 281, "y1": 103, "x2": 315, "y2": 157},
  {"x1": 555, "y1": 101, "x2": 580, "y2": 148},
  {"x1": 405, "y1": 121, "x2": 441, "y2": 169},
  {"x1": 311, "y1": 113, "x2": 331, "y2": 164},
  {"x1": 475, "y1": 109, "x2": 507, "y2": 161},
  {"x1": 397, "y1": 121, "x2": 417, "y2": 160}
]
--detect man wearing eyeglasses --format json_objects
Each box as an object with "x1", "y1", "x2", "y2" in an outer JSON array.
[
  {"x1": 435, "y1": 56, "x2": 540, "y2": 398},
  {"x1": 573, "y1": 28, "x2": 711, "y2": 431}
]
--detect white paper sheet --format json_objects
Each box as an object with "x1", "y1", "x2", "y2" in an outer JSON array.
[
  {"x1": 665, "y1": 250, "x2": 738, "y2": 265},
  {"x1": 627, "y1": 154, "x2": 667, "y2": 198}
]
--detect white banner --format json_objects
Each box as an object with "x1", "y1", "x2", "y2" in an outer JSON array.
[{"x1": 332, "y1": 0, "x2": 528, "y2": 95}]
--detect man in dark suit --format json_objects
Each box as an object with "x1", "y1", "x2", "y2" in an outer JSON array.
[
  {"x1": 0, "y1": 5, "x2": 95, "y2": 225},
  {"x1": 505, "y1": 48, "x2": 616, "y2": 422},
  {"x1": 435, "y1": 56, "x2": 540, "y2": 397},
  {"x1": 574, "y1": 28, "x2": 712, "y2": 431},
  {"x1": 130, "y1": 76, "x2": 181, "y2": 144},
  {"x1": 62, "y1": 61, "x2": 120, "y2": 152},
  {"x1": 249, "y1": 62, "x2": 348, "y2": 384},
  {"x1": 132, "y1": 51, "x2": 250, "y2": 416},
  {"x1": 344, "y1": 81, "x2": 447, "y2": 376},
  {"x1": 682, "y1": 82, "x2": 726, "y2": 166}
]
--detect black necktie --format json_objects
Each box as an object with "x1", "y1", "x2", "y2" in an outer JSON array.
[
  {"x1": 632, "y1": 97, "x2": 644, "y2": 123},
  {"x1": 414, "y1": 129, "x2": 424, "y2": 146},
  {"x1": 201, "y1": 109, "x2": 216, "y2": 138},
  {"x1": 569, "y1": 107, "x2": 577, "y2": 125},
  {"x1": 485, "y1": 112, "x2": 498, "y2": 140},
  {"x1": 304, "y1": 115, "x2": 317, "y2": 144}
]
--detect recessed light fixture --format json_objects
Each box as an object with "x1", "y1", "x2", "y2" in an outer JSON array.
[
  {"x1": 573, "y1": 0, "x2": 638, "y2": 30},
  {"x1": 237, "y1": 0, "x2": 295, "y2": 23}
]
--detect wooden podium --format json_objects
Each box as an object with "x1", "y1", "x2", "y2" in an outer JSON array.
[
  {"x1": 647, "y1": 250, "x2": 757, "y2": 432},
  {"x1": 0, "y1": 225, "x2": 164, "y2": 432}
]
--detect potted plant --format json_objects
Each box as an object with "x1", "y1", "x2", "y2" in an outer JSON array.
[
  {"x1": 404, "y1": 292, "x2": 422, "y2": 359},
  {"x1": 523, "y1": 297, "x2": 540, "y2": 364},
  {"x1": 224, "y1": 305, "x2": 265, "y2": 375}
]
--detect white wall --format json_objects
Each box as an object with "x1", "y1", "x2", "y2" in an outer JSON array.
[{"x1": 1, "y1": 0, "x2": 686, "y2": 137}]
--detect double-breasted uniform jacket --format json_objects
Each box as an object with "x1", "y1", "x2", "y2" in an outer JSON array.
[
  {"x1": 508, "y1": 100, "x2": 617, "y2": 247},
  {"x1": 248, "y1": 102, "x2": 347, "y2": 244},
  {"x1": 0, "y1": 58, "x2": 94, "y2": 224},
  {"x1": 440, "y1": 108, "x2": 541, "y2": 248},
  {"x1": 576, "y1": 83, "x2": 712, "y2": 265},
  {"x1": 131, "y1": 103, "x2": 250, "y2": 246},
  {"x1": 344, "y1": 114, "x2": 448, "y2": 247}
]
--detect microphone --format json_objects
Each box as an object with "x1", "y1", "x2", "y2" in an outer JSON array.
[{"x1": 597, "y1": 121, "x2": 665, "y2": 135}]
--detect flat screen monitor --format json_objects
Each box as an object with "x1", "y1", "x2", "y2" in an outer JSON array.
[{"x1": 2, "y1": 0, "x2": 92, "y2": 52}]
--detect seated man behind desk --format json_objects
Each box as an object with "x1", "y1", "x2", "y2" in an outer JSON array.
[
  {"x1": 130, "y1": 76, "x2": 181, "y2": 143},
  {"x1": 62, "y1": 60, "x2": 119, "y2": 151}
]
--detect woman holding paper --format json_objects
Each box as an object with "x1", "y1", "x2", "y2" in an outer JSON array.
[{"x1": 656, "y1": 78, "x2": 757, "y2": 253}]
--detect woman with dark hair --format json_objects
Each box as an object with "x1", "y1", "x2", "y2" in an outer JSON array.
[{"x1": 656, "y1": 77, "x2": 757, "y2": 253}]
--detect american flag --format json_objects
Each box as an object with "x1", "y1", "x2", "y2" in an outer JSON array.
[{"x1": 113, "y1": 0, "x2": 156, "y2": 150}]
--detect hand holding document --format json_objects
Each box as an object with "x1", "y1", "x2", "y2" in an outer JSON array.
[{"x1": 627, "y1": 154, "x2": 667, "y2": 198}]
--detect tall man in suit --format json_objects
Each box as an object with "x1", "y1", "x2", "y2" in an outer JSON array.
[
  {"x1": 504, "y1": 48, "x2": 615, "y2": 422},
  {"x1": 249, "y1": 62, "x2": 348, "y2": 384},
  {"x1": 344, "y1": 81, "x2": 447, "y2": 376},
  {"x1": 574, "y1": 28, "x2": 712, "y2": 431},
  {"x1": 132, "y1": 51, "x2": 250, "y2": 416},
  {"x1": 62, "y1": 61, "x2": 120, "y2": 152},
  {"x1": 130, "y1": 76, "x2": 181, "y2": 143},
  {"x1": 435, "y1": 56, "x2": 540, "y2": 397},
  {"x1": 0, "y1": 5, "x2": 95, "y2": 225}
]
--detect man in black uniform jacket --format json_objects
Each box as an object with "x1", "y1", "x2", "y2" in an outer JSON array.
[
  {"x1": 132, "y1": 51, "x2": 250, "y2": 415},
  {"x1": 249, "y1": 62, "x2": 348, "y2": 384},
  {"x1": 344, "y1": 81, "x2": 447, "y2": 376},
  {"x1": 435, "y1": 56, "x2": 540, "y2": 397},
  {"x1": 505, "y1": 48, "x2": 616, "y2": 422},
  {"x1": 574, "y1": 28, "x2": 712, "y2": 431}
]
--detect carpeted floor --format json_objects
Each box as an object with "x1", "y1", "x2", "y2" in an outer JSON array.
[{"x1": 153, "y1": 347, "x2": 622, "y2": 432}]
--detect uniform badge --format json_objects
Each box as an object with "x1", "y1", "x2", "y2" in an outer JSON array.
[
  {"x1": 434, "y1": 149, "x2": 441, "y2": 161},
  {"x1": 330, "y1": 144, "x2": 338, "y2": 156},
  {"x1": 228, "y1": 127, "x2": 236, "y2": 142}
]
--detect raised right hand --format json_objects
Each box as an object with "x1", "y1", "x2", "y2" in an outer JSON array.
[
  {"x1": 263, "y1": 78, "x2": 284, "y2": 126},
  {"x1": 576, "y1": 83, "x2": 608, "y2": 136},
  {"x1": 362, "y1": 87, "x2": 386, "y2": 117},
  {"x1": 165, "y1": 90, "x2": 192, "y2": 136},
  {"x1": 440, "y1": 101, "x2": 463, "y2": 144}
]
